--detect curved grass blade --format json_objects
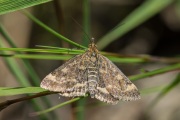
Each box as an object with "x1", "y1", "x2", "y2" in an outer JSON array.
[
  {"x1": 0, "y1": 24, "x2": 40, "y2": 85},
  {"x1": 0, "y1": 39, "x2": 50, "y2": 119},
  {"x1": 0, "y1": 42, "x2": 31, "y2": 86},
  {"x1": 0, "y1": 25, "x2": 58, "y2": 119},
  {"x1": 0, "y1": 0, "x2": 52, "y2": 15},
  {"x1": 23, "y1": 11, "x2": 86, "y2": 49},
  {"x1": 130, "y1": 63, "x2": 180, "y2": 81},
  {"x1": 147, "y1": 73, "x2": 180, "y2": 110},
  {"x1": 32, "y1": 96, "x2": 87, "y2": 116},
  {"x1": 140, "y1": 85, "x2": 166, "y2": 95},
  {"x1": 97, "y1": 0, "x2": 173, "y2": 50}
]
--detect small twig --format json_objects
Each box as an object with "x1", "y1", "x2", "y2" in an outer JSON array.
[
  {"x1": 0, "y1": 91, "x2": 57, "y2": 111},
  {"x1": 102, "y1": 52, "x2": 180, "y2": 63},
  {"x1": 0, "y1": 54, "x2": 14, "y2": 57}
]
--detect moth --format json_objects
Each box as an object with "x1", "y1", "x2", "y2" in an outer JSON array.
[{"x1": 40, "y1": 40, "x2": 140, "y2": 104}]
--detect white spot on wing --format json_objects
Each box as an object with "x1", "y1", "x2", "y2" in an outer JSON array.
[
  {"x1": 126, "y1": 84, "x2": 137, "y2": 91},
  {"x1": 61, "y1": 67, "x2": 68, "y2": 73},
  {"x1": 116, "y1": 74, "x2": 123, "y2": 80},
  {"x1": 97, "y1": 87, "x2": 109, "y2": 94},
  {"x1": 45, "y1": 74, "x2": 57, "y2": 82},
  {"x1": 74, "y1": 83, "x2": 86, "y2": 87}
]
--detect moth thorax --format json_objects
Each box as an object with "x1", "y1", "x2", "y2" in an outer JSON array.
[{"x1": 90, "y1": 56, "x2": 96, "y2": 62}]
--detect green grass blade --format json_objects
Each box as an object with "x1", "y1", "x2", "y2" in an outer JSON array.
[
  {"x1": 10, "y1": 54, "x2": 72, "y2": 60},
  {"x1": 33, "y1": 97, "x2": 84, "y2": 116},
  {"x1": 140, "y1": 85, "x2": 166, "y2": 95},
  {"x1": 0, "y1": 43, "x2": 31, "y2": 86},
  {"x1": 23, "y1": 11, "x2": 86, "y2": 49},
  {"x1": 148, "y1": 73, "x2": 180, "y2": 110},
  {"x1": 82, "y1": 0, "x2": 91, "y2": 46},
  {"x1": 0, "y1": 24, "x2": 40, "y2": 85},
  {"x1": 0, "y1": 24, "x2": 57, "y2": 118},
  {"x1": 97, "y1": 0, "x2": 173, "y2": 50},
  {"x1": 0, "y1": 0, "x2": 52, "y2": 15},
  {"x1": 0, "y1": 39, "x2": 48, "y2": 120},
  {"x1": 130, "y1": 63, "x2": 180, "y2": 81},
  {"x1": 0, "y1": 24, "x2": 17, "y2": 47},
  {"x1": 157, "y1": 73, "x2": 180, "y2": 97},
  {"x1": 107, "y1": 56, "x2": 144, "y2": 63},
  {"x1": 0, "y1": 25, "x2": 60, "y2": 117},
  {"x1": 0, "y1": 57, "x2": 31, "y2": 85},
  {"x1": 0, "y1": 87, "x2": 45, "y2": 96},
  {"x1": 0, "y1": 47, "x2": 84, "y2": 54}
]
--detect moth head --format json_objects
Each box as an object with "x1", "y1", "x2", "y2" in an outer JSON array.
[{"x1": 88, "y1": 38, "x2": 98, "y2": 53}]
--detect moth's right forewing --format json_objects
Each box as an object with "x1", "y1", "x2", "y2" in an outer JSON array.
[{"x1": 97, "y1": 55, "x2": 140, "y2": 101}]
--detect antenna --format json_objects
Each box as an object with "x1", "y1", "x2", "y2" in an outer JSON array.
[{"x1": 71, "y1": 17, "x2": 91, "y2": 43}]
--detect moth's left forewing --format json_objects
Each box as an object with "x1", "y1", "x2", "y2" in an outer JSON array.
[
  {"x1": 40, "y1": 53, "x2": 89, "y2": 97},
  {"x1": 97, "y1": 54, "x2": 140, "y2": 101}
]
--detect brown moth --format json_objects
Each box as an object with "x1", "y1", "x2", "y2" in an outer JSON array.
[{"x1": 40, "y1": 40, "x2": 140, "y2": 104}]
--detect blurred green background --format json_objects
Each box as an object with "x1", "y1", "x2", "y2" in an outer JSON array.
[{"x1": 0, "y1": 0, "x2": 180, "y2": 120}]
